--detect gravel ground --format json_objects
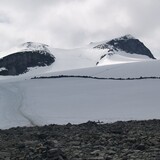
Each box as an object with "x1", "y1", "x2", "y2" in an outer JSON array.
[{"x1": 0, "y1": 120, "x2": 160, "y2": 160}]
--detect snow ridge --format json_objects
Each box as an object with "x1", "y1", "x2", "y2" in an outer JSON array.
[
  {"x1": 113, "y1": 34, "x2": 135, "y2": 41},
  {"x1": 20, "y1": 42, "x2": 52, "y2": 55}
]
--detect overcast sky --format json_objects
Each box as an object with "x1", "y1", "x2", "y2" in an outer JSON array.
[{"x1": 0, "y1": 0, "x2": 160, "y2": 57}]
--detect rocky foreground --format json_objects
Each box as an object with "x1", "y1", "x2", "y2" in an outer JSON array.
[{"x1": 0, "y1": 120, "x2": 160, "y2": 160}]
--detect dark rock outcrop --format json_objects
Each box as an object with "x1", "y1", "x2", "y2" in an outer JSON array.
[
  {"x1": 94, "y1": 35, "x2": 155, "y2": 59},
  {"x1": 0, "y1": 50, "x2": 55, "y2": 75}
]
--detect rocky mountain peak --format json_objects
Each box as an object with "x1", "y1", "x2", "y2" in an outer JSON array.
[
  {"x1": 113, "y1": 34, "x2": 136, "y2": 41},
  {"x1": 21, "y1": 42, "x2": 49, "y2": 50},
  {"x1": 94, "y1": 35, "x2": 155, "y2": 59},
  {"x1": 0, "y1": 42, "x2": 55, "y2": 76}
]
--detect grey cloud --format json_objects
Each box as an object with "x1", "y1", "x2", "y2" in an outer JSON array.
[
  {"x1": 0, "y1": 0, "x2": 160, "y2": 58},
  {"x1": 0, "y1": 17, "x2": 9, "y2": 23},
  {"x1": 0, "y1": 13, "x2": 10, "y2": 24}
]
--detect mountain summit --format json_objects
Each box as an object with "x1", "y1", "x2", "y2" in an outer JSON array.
[
  {"x1": 0, "y1": 42, "x2": 55, "y2": 75},
  {"x1": 94, "y1": 35, "x2": 155, "y2": 59},
  {"x1": 0, "y1": 35, "x2": 156, "y2": 76},
  {"x1": 21, "y1": 42, "x2": 50, "y2": 53}
]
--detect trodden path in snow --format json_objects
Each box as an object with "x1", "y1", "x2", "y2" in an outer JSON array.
[{"x1": 0, "y1": 83, "x2": 36, "y2": 129}]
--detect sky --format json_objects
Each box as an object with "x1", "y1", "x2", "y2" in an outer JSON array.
[{"x1": 0, "y1": 0, "x2": 160, "y2": 58}]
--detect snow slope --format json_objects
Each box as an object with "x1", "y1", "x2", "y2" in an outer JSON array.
[
  {"x1": 0, "y1": 36, "x2": 159, "y2": 129},
  {"x1": 33, "y1": 59, "x2": 159, "y2": 79},
  {"x1": 24, "y1": 46, "x2": 152, "y2": 74},
  {"x1": 0, "y1": 76, "x2": 160, "y2": 129},
  {"x1": 0, "y1": 59, "x2": 160, "y2": 129},
  {"x1": 0, "y1": 36, "x2": 153, "y2": 76},
  {"x1": 20, "y1": 78, "x2": 160, "y2": 124}
]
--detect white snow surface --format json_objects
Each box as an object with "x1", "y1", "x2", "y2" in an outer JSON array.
[
  {"x1": 0, "y1": 59, "x2": 160, "y2": 129},
  {"x1": 0, "y1": 41, "x2": 159, "y2": 129},
  {"x1": 0, "y1": 41, "x2": 151, "y2": 72},
  {"x1": 0, "y1": 42, "x2": 51, "y2": 58},
  {"x1": 35, "y1": 59, "x2": 159, "y2": 79},
  {"x1": 0, "y1": 76, "x2": 160, "y2": 129}
]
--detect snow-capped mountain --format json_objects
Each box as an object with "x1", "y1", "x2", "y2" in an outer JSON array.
[
  {"x1": 94, "y1": 34, "x2": 155, "y2": 59},
  {"x1": 93, "y1": 34, "x2": 155, "y2": 66},
  {"x1": 0, "y1": 42, "x2": 55, "y2": 75},
  {"x1": 0, "y1": 35, "x2": 155, "y2": 76}
]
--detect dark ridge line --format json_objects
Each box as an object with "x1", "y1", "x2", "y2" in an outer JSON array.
[{"x1": 31, "y1": 75, "x2": 160, "y2": 81}]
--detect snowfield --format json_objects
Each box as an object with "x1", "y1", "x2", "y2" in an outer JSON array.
[
  {"x1": 0, "y1": 61, "x2": 160, "y2": 129},
  {"x1": 20, "y1": 78, "x2": 160, "y2": 125},
  {"x1": 35, "y1": 59, "x2": 159, "y2": 79},
  {"x1": 0, "y1": 38, "x2": 159, "y2": 129},
  {"x1": 0, "y1": 40, "x2": 152, "y2": 75}
]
